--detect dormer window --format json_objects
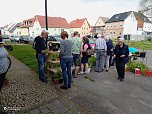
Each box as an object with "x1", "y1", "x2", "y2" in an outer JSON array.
[{"x1": 116, "y1": 15, "x2": 119, "y2": 19}]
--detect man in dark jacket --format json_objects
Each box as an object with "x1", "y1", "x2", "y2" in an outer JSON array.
[
  {"x1": 104, "y1": 37, "x2": 114, "y2": 72},
  {"x1": 114, "y1": 37, "x2": 129, "y2": 81},
  {"x1": 34, "y1": 30, "x2": 48, "y2": 83}
]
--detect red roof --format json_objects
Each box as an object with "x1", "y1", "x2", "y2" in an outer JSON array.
[
  {"x1": 70, "y1": 18, "x2": 86, "y2": 28},
  {"x1": 35, "y1": 15, "x2": 70, "y2": 28}
]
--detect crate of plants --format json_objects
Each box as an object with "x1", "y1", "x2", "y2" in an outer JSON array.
[
  {"x1": 52, "y1": 69, "x2": 63, "y2": 85},
  {"x1": 143, "y1": 68, "x2": 152, "y2": 77}
]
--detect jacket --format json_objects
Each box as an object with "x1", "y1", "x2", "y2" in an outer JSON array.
[{"x1": 114, "y1": 43, "x2": 129, "y2": 64}]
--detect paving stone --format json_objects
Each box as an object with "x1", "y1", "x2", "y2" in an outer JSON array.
[
  {"x1": 45, "y1": 102, "x2": 56, "y2": 110},
  {"x1": 64, "y1": 111, "x2": 73, "y2": 114},
  {"x1": 30, "y1": 109, "x2": 40, "y2": 114},
  {"x1": 40, "y1": 108, "x2": 50, "y2": 114}
]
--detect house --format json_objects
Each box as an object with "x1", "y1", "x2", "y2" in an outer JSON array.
[
  {"x1": 2, "y1": 23, "x2": 16, "y2": 35},
  {"x1": 20, "y1": 15, "x2": 71, "y2": 37},
  {"x1": 9, "y1": 23, "x2": 22, "y2": 36},
  {"x1": 70, "y1": 18, "x2": 90, "y2": 37},
  {"x1": 105, "y1": 11, "x2": 152, "y2": 40},
  {"x1": 93, "y1": 17, "x2": 109, "y2": 35}
]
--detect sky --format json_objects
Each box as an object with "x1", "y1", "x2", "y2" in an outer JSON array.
[{"x1": 0, "y1": 0, "x2": 139, "y2": 27}]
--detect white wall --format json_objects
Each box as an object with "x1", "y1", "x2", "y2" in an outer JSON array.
[
  {"x1": 143, "y1": 22, "x2": 152, "y2": 32},
  {"x1": 123, "y1": 12, "x2": 138, "y2": 35},
  {"x1": 32, "y1": 21, "x2": 42, "y2": 37},
  {"x1": 47, "y1": 28, "x2": 71, "y2": 36}
]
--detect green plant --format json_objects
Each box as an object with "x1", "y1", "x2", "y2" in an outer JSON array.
[
  {"x1": 127, "y1": 61, "x2": 147, "y2": 73},
  {"x1": 54, "y1": 69, "x2": 63, "y2": 79},
  {"x1": 88, "y1": 56, "x2": 96, "y2": 67}
]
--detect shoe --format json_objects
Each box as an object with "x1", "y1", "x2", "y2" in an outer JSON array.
[
  {"x1": 73, "y1": 75, "x2": 77, "y2": 78},
  {"x1": 39, "y1": 78, "x2": 48, "y2": 83},
  {"x1": 95, "y1": 70, "x2": 99, "y2": 72},
  {"x1": 120, "y1": 78, "x2": 124, "y2": 81},
  {"x1": 117, "y1": 77, "x2": 120, "y2": 80},
  {"x1": 78, "y1": 72, "x2": 84, "y2": 75},
  {"x1": 68, "y1": 85, "x2": 71, "y2": 88},
  {"x1": 60, "y1": 86, "x2": 68, "y2": 90},
  {"x1": 106, "y1": 70, "x2": 109, "y2": 72}
]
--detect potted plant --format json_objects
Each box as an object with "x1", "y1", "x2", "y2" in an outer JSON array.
[{"x1": 52, "y1": 69, "x2": 63, "y2": 85}]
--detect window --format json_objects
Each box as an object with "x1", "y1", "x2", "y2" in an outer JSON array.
[
  {"x1": 111, "y1": 26, "x2": 112, "y2": 27},
  {"x1": 61, "y1": 29, "x2": 64, "y2": 32},
  {"x1": 120, "y1": 25, "x2": 122, "y2": 27},
  {"x1": 113, "y1": 32, "x2": 115, "y2": 35},
  {"x1": 110, "y1": 32, "x2": 112, "y2": 34}
]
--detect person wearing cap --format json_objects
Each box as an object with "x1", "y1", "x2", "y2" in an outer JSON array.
[
  {"x1": 95, "y1": 34, "x2": 107, "y2": 72},
  {"x1": 34, "y1": 30, "x2": 49, "y2": 83},
  {"x1": 114, "y1": 37, "x2": 129, "y2": 81}
]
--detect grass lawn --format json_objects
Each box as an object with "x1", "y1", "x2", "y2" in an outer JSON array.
[
  {"x1": 113, "y1": 40, "x2": 152, "y2": 50},
  {"x1": 126, "y1": 41, "x2": 152, "y2": 50},
  {"x1": 10, "y1": 44, "x2": 38, "y2": 72}
]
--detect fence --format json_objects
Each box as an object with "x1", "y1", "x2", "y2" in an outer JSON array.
[{"x1": 130, "y1": 35, "x2": 152, "y2": 41}]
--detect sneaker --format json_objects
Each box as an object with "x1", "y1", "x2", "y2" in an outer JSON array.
[
  {"x1": 106, "y1": 70, "x2": 109, "y2": 72},
  {"x1": 78, "y1": 72, "x2": 84, "y2": 75},
  {"x1": 60, "y1": 86, "x2": 68, "y2": 90}
]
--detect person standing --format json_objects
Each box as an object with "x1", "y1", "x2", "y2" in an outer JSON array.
[
  {"x1": 70, "y1": 31, "x2": 82, "y2": 78},
  {"x1": 78, "y1": 36, "x2": 92, "y2": 75},
  {"x1": 114, "y1": 37, "x2": 129, "y2": 81},
  {"x1": 0, "y1": 37, "x2": 9, "y2": 114},
  {"x1": 95, "y1": 34, "x2": 107, "y2": 72},
  {"x1": 104, "y1": 36, "x2": 114, "y2": 72},
  {"x1": 34, "y1": 30, "x2": 48, "y2": 83},
  {"x1": 60, "y1": 31, "x2": 73, "y2": 90}
]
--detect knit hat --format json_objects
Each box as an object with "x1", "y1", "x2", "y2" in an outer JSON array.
[{"x1": 118, "y1": 37, "x2": 125, "y2": 42}]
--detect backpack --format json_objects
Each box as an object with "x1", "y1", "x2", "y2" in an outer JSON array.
[{"x1": 83, "y1": 43, "x2": 94, "y2": 57}]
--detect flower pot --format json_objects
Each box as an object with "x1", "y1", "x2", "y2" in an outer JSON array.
[
  {"x1": 53, "y1": 79, "x2": 59, "y2": 85},
  {"x1": 143, "y1": 69, "x2": 152, "y2": 77},
  {"x1": 135, "y1": 68, "x2": 140, "y2": 75}
]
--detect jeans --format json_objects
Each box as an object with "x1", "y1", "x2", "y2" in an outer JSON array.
[
  {"x1": 116, "y1": 60, "x2": 125, "y2": 79},
  {"x1": 60, "y1": 57, "x2": 73, "y2": 88},
  {"x1": 37, "y1": 53, "x2": 47, "y2": 80},
  {"x1": 95, "y1": 50, "x2": 105, "y2": 71}
]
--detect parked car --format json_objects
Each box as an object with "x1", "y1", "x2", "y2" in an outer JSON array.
[
  {"x1": 10, "y1": 35, "x2": 20, "y2": 42},
  {"x1": 47, "y1": 35, "x2": 62, "y2": 42},
  {"x1": 2, "y1": 34, "x2": 9, "y2": 39},
  {"x1": 19, "y1": 36, "x2": 33, "y2": 44}
]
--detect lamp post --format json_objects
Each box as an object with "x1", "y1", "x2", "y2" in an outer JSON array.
[{"x1": 45, "y1": 0, "x2": 48, "y2": 30}]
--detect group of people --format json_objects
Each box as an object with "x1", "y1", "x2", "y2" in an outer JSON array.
[{"x1": 34, "y1": 30, "x2": 129, "y2": 90}]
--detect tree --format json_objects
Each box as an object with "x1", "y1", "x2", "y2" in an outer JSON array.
[{"x1": 139, "y1": 0, "x2": 152, "y2": 17}]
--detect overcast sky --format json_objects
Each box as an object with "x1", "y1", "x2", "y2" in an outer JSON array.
[{"x1": 0, "y1": 0, "x2": 139, "y2": 27}]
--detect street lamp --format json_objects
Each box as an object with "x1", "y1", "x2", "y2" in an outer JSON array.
[{"x1": 45, "y1": 0, "x2": 48, "y2": 30}]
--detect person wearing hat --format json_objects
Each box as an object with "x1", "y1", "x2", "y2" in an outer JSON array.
[{"x1": 114, "y1": 37, "x2": 129, "y2": 81}]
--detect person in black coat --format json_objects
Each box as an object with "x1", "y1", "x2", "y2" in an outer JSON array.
[{"x1": 114, "y1": 37, "x2": 129, "y2": 81}]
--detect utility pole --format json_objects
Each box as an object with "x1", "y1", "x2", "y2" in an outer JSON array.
[{"x1": 45, "y1": 0, "x2": 48, "y2": 30}]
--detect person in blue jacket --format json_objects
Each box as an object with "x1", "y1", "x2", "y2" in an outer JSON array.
[{"x1": 114, "y1": 37, "x2": 129, "y2": 81}]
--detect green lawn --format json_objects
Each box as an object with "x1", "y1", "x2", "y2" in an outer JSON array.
[
  {"x1": 10, "y1": 44, "x2": 38, "y2": 72},
  {"x1": 113, "y1": 40, "x2": 152, "y2": 50},
  {"x1": 126, "y1": 41, "x2": 152, "y2": 50}
]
